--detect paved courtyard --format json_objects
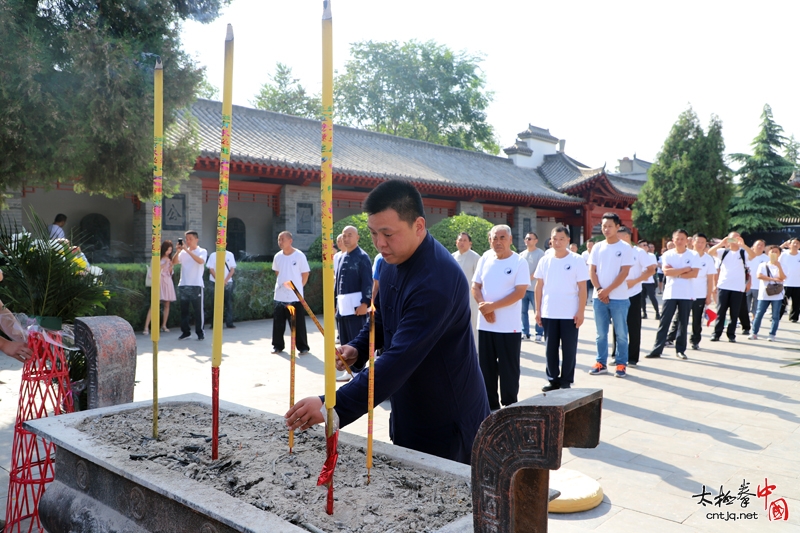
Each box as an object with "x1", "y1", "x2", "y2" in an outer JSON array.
[{"x1": 1, "y1": 302, "x2": 800, "y2": 531}]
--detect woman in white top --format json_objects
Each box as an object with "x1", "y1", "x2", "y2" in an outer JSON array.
[{"x1": 750, "y1": 246, "x2": 787, "y2": 341}]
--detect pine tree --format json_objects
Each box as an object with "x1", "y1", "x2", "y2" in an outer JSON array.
[
  {"x1": 728, "y1": 105, "x2": 799, "y2": 234},
  {"x1": 633, "y1": 108, "x2": 733, "y2": 240},
  {"x1": 785, "y1": 134, "x2": 799, "y2": 173},
  {"x1": 251, "y1": 63, "x2": 320, "y2": 119}
]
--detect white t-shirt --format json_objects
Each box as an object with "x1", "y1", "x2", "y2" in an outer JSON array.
[
  {"x1": 691, "y1": 251, "x2": 717, "y2": 300},
  {"x1": 748, "y1": 254, "x2": 769, "y2": 284},
  {"x1": 779, "y1": 251, "x2": 800, "y2": 288},
  {"x1": 206, "y1": 251, "x2": 237, "y2": 284},
  {"x1": 177, "y1": 247, "x2": 208, "y2": 287},
  {"x1": 581, "y1": 250, "x2": 590, "y2": 265},
  {"x1": 588, "y1": 240, "x2": 634, "y2": 300},
  {"x1": 519, "y1": 248, "x2": 545, "y2": 291},
  {"x1": 661, "y1": 249, "x2": 701, "y2": 300},
  {"x1": 273, "y1": 249, "x2": 311, "y2": 302},
  {"x1": 628, "y1": 247, "x2": 657, "y2": 297},
  {"x1": 757, "y1": 262, "x2": 785, "y2": 301},
  {"x1": 642, "y1": 252, "x2": 657, "y2": 284},
  {"x1": 472, "y1": 252, "x2": 530, "y2": 333},
  {"x1": 716, "y1": 248, "x2": 748, "y2": 292},
  {"x1": 533, "y1": 252, "x2": 590, "y2": 319}
]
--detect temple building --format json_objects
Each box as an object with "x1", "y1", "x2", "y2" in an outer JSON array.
[{"x1": 2, "y1": 100, "x2": 646, "y2": 261}]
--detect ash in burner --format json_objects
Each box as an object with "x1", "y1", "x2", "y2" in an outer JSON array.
[{"x1": 77, "y1": 403, "x2": 471, "y2": 532}]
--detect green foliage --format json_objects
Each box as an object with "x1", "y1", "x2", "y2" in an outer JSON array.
[
  {"x1": 428, "y1": 214, "x2": 495, "y2": 256},
  {"x1": 0, "y1": 212, "x2": 111, "y2": 322},
  {"x1": 0, "y1": 0, "x2": 224, "y2": 198},
  {"x1": 633, "y1": 108, "x2": 733, "y2": 241},
  {"x1": 785, "y1": 134, "x2": 799, "y2": 172},
  {"x1": 251, "y1": 63, "x2": 320, "y2": 119},
  {"x1": 97, "y1": 262, "x2": 324, "y2": 330},
  {"x1": 335, "y1": 40, "x2": 499, "y2": 154},
  {"x1": 306, "y1": 213, "x2": 377, "y2": 262},
  {"x1": 728, "y1": 105, "x2": 799, "y2": 234}
]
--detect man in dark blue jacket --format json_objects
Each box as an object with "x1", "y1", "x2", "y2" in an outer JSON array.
[
  {"x1": 335, "y1": 226, "x2": 373, "y2": 346},
  {"x1": 286, "y1": 180, "x2": 490, "y2": 464}
]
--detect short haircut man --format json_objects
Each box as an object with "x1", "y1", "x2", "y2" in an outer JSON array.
[
  {"x1": 708, "y1": 232, "x2": 756, "y2": 342},
  {"x1": 48, "y1": 214, "x2": 67, "y2": 239},
  {"x1": 520, "y1": 231, "x2": 545, "y2": 341},
  {"x1": 286, "y1": 179, "x2": 490, "y2": 464},
  {"x1": 272, "y1": 230, "x2": 311, "y2": 354},
  {"x1": 472, "y1": 225, "x2": 530, "y2": 410},
  {"x1": 173, "y1": 229, "x2": 208, "y2": 340}
]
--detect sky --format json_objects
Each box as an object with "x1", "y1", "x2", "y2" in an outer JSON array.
[{"x1": 181, "y1": 0, "x2": 800, "y2": 170}]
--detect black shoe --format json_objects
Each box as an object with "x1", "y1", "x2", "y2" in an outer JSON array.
[
  {"x1": 655, "y1": 314, "x2": 661, "y2": 320},
  {"x1": 710, "y1": 336, "x2": 720, "y2": 342},
  {"x1": 542, "y1": 383, "x2": 560, "y2": 392},
  {"x1": 790, "y1": 319, "x2": 798, "y2": 323},
  {"x1": 728, "y1": 338, "x2": 736, "y2": 343},
  {"x1": 298, "y1": 349, "x2": 310, "y2": 355},
  {"x1": 178, "y1": 332, "x2": 191, "y2": 340},
  {"x1": 665, "y1": 340, "x2": 674, "y2": 347},
  {"x1": 560, "y1": 383, "x2": 571, "y2": 389},
  {"x1": 271, "y1": 348, "x2": 282, "y2": 354},
  {"x1": 226, "y1": 324, "x2": 236, "y2": 329},
  {"x1": 645, "y1": 352, "x2": 661, "y2": 358},
  {"x1": 742, "y1": 330, "x2": 750, "y2": 336},
  {"x1": 642, "y1": 314, "x2": 648, "y2": 319},
  {"x1": 197, "y1": 335, "x2": 205, "y2": 341},
  {"x1": 628, "y1": 361, "x2": 638, "y2": 366},
  {"x1": 676, "y1": 352, "x2": 688, "y2": 360},
  {"x1": 691, "y1": 343, "x2": 700, "y2": 350}
]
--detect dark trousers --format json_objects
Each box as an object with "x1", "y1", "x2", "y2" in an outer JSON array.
[
  {"x1": 613, "y1": 292, "x2": 642, "y2": 364},
  {"x1": 641, "y1": 283, "x2": 659, "y2": 317},
  {"x1": 649, "y1": 299, "x2": 691, "y2": 356},
  {"x1": 542, "y1": 318, "x2": 578, "y2": 387},
  {"x1": 337, "y1": 314, "x2": 367, "y2": 346},
  {"x1": 272, "y1": 301, "x2": 310, "y2": 352},
  {"x1": 782, "y1": 286, "x2": 800, "y2": 321},
  {"x1": 179, "y1": 285, "x2": 204, "y2": 337},
  {"x1": 714, "y1": 289, "x2": 744, "y2": 340},
  {"x1": 206, "y1": 280, "x2": 235, "y2": 327},
  {"x1": 738, "y1": 292, "x2": 751, "y2": 332},
  {"x1": 667, "y1": 299, "x2": 706, "y2": 346},
  {"x1": 478, "y1": 330, "x2": 522, "y2": 410}
]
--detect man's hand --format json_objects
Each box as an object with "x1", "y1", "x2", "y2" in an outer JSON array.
[
  {"x1": 0, "y1": 339, "x2": 32, "y2": 363},
  {"x1": 574, "y1": 309, "x2": 585, "y2": 328},
  {"x1": 355, "y1": 303, "x2": 368, "y2": 316},
  {"x1": 706, "y1": 295, "x2": 712, "y2": 306},
  {"x1": 595, "y1": 288, "x2": 610, "y2": 303},
  {"x1": 285, "y1": 397, "x2": 324, "y2": 431},
  {"x1": 336, "y1": 345, "x2": 358, "y2": 371},
  {"x1": 535, "y1": 312, "x2": 543, "y2": 328},
  {"x1": 478, "y1": 301, "x2": 495, "y2": 315}
]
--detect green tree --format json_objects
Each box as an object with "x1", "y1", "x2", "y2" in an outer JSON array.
[
  {"x1": 785, "y1": 134, "x2": 799, "y2": 172},
  {"x1": 0, "y1": 0, "x2": 225, "y2": 198},
  {"x1": 428, "y1": 214, "x2": 495, "y2": 256},
  {"x1": 633, "y1": 108, "x2": 733, "y2": 240},
  {"x1": 728, "y1": 105, "x2": 799, "y2": 234},
  {"x1": 251, "y1": 63, "x2": 320, "y2": 119},
  {"x1": 197, "y1": 75, "x2": 220, "y2": 100},
  {"x1": 335, "y1": 40, "x2": 499, "y2": 154}
]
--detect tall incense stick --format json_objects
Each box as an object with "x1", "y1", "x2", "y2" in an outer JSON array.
[
  {"x1": 288, "y1": 305, "x2": 296, "y2": 453},
  {"x1": 367, "y1": 303, "x2": 375, "y2": 483},
  {"x1": 211, "y1": 23, "x2": 234, "y2": 461},
  {"x1": 151, "y1": 58, "x2": 164, "y2": 439},
  {"x1": 321, "y1": 0, "x2": 337, "y2": 515}
]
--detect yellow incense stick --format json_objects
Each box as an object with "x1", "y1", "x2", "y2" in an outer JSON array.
[
  {"x1": 321, "y1": 1, "x2": 336, "y2": 428},
  {"x1": 151, "y1": 57, "x2": 163, "y2": 439},
  {"x1": 367, "y1": 302, "x2": 375, "y2": 483}
]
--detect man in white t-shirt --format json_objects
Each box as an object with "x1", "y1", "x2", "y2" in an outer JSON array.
[
  {"x1": 665, "y1": 233, "x2": 716, "y2": 351},
  {"x1": 472, "y1": 225, "x2": 529, "y2": 410},
  {"x1": 612, "y1": 227, "x2": 657, "y2": 366},
  {"x1": 779, "y1": 238, "x2": 800, "y2": 321},
  {"x1": 206, "y1": 249, "x2": 237, "y2": 328},
  {"x1": 453, "y1": 232, "x2": 481, "y2": 344},
  {"x1": 272, "y1": 231, "x2": 311, "y2": 355},
  {"x1": 708, "y1": 232, "x2": 756, "y2": 342},
  {"x1": 746, "y1": 240, "x2": 767, "y2": 317},
  {"x1": 639, "y1": 240, "x2": 660, "y2": 320},
  {"x1": 587, "y1": 213, "x2": 634, "y2": 378},
  {"x1": 519, "y1": 232, "x2": 545, "y2": 342},
  {"x1": 581, "y1": 240, "x2": 594, "y2": 303},
  {"x1": 646, "y1": 229, "x2": 700, "y2": 360},
  {"x1": 173, "y1": 230, "x2": 208, "y2": 340},
  {"x1": 533, "y1": 226, "x2": 589, "y2": 392}
]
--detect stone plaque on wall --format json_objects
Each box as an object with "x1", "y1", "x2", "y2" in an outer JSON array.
[
  {"x1": 297, "y1": 202, "x2": 313, "y2": 234},
  {"x1": 163, "y1": 194, "x2": 186, "y2": 231}
]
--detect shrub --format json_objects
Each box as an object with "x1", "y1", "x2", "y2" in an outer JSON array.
[
  {"x1": 428, "y1": 214, "x2": 495, "y2": 256},
  {"x1": 306, "y1": 213, "x2": 377, "y2": 262}
]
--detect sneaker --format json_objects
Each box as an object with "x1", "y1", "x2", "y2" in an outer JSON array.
[
  {"x1": 197, "y1": 335, "x2": 205, "y2": 341},
  {"x1": 676, "y1": 352, "x2": 688, "y2": 360},
  {"x1": 522, "y1": 334, "x2": 531, "y2": 340},
  {"x1": 665, "y1": 340, "x2": 674, "y2": 347},
  {"x1": 589, "y1": 363, "x2": 607, "y2": 375},
  {"x1": 271, "y1": 348, "x2": 282, "y2": 354},
  {"x1": 336, "y1": 371, "x2": 351, "y2": 382},
  {"x1": 748, "y1": 334, "x2": 758, "y2": 340},
  {"x1": 768, "y1": 335, "x2": 776, "y2": 342},
  {"x1": 742, "y1": 330, "x2": 750, "y2": 336},
  {"x1": 691, "y1": 343, "x2": 700, "y2": 350},
  {"x1": 710, "y1": 336, "x2": 720, "y2": 342},
  {"x1": 298, "y1": 349, "x2": 310, "y2": 355},
  {"x1": 645, "y1": 352, "x2": 661, "y2": 358},
  {"x1": 642, "y1": 314, "x2": 648, "y2": 320},
  {"x1": 534, "y1": 335, "x2": 544, "y2": 343},
  {"x1": 541, "y1": 382, "x2": 560, "y2": 392},
  {"x1": 614, "y1": 365, "x2": 627, "y2": 378},
  {"x1": 178, "y1": 332, "x2": 191, "y2": 340},
  {"x1": 728, "y1": 338, "x2": 736, "y2": 343},
  {"x1": 226, "y1": 324, "x2": 236, "y2": 329},
  {"x1": 628, "y1": 361, "x2": 638, "y2": 367},
  {"x1": 655, "y1": 314, "x2": 661, "y2": 320}
]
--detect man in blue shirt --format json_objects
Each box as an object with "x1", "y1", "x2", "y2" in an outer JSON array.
[{"x1": 286, "y1": 180, "x2": 490, "y2": 464}]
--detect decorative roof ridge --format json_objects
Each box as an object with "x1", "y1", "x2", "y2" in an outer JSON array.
[
  {"x1": 193, "y1": 98, "x2": 513, "y2": 164},
  {"x1": 503, "y1": 139, "x2": 533, "y2": 156},
  {"x1": 517, "y1": 124, "x2": 559, "y2": 143}
]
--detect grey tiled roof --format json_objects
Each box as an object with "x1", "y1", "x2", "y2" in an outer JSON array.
[
  {"x1": 502, "y1": 139, "x2": 533, "y2": 156},
  {"x1": 184, "y1": 99, "x2": 581, "y2": 203},
  {"x1": 607, "y1": 174, "x2": 646, "y2": 196},
  {"x1": 517, "y1": 124, "x2": 559, "y2": 143},
  {"x1": 538, "y1": 153, "x2": 606, "y2": 191}
]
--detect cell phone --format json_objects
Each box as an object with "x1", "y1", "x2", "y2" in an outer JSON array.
[
  {"x1": 727, "y1": 237, "x2": 736, "y2": 243},
  {"x1": 177, "y1": 238, "x2": 184, "y2": 246}
]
